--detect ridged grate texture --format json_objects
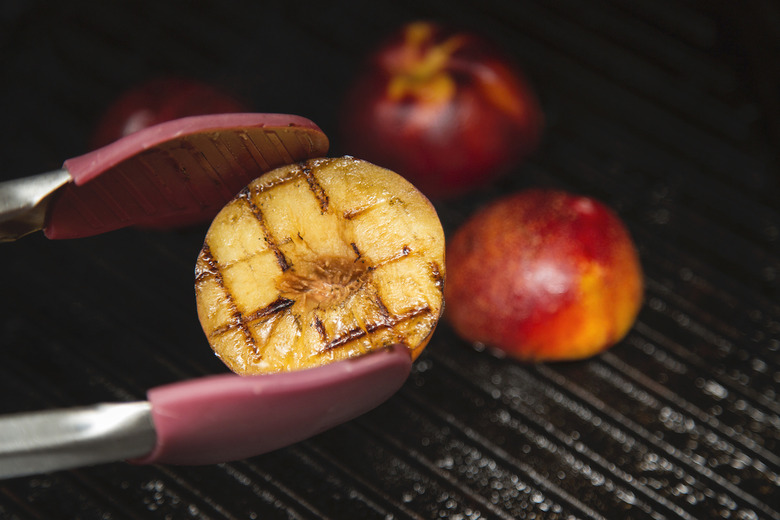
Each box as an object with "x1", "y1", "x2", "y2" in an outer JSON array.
[{"x1": 1, "y1": 0, "x2": 778, "y2": 518}]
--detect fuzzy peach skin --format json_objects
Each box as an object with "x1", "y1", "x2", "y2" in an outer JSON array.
[{"x1": 444, "y1": 189, "x2": 644, "y2": 362}]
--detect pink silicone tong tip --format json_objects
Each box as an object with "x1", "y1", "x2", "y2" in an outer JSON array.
[
  {"x1": 134, "y1": 345, "x2": 412, "y2": 466},
  {"x1": 45, "y1": 113, "x2": 329, "y2": 239}
]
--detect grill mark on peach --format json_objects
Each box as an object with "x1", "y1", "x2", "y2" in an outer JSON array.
[
  {"x1": 253, "y1": 175, "x2": 298, "y2": 193},
  {"x1": 367, "y1": 244, "x2": 413, "y2": 272},
  {"x1": 313, "y1": 315, "x2": 328, "y2": 342},
  {"x1": 194, "y1": 248, "x2": 222, "y2": 285},
  {"x1": 197, "y1": 245, "x2": 213, "y2": 274},
  {"x1": 350, "y1": 242, "x2": 362, "y2": 260},
  {"x1": 369, "y1": 294, "x2": 407, "y2": 345},
  {"x1": 246, "y1": 297, "x2": 295, "y2": 322},
  {"x1": 194, "y1": 265, "x2": 211, "y2": 285},
  {"x1": 300, "y1": 163, "x2": 330, "y2": 213},
  {"x1": 322, "y1": 327, "x2": 367, "y2": 352},
  {"x1": 240, "y1": 187, "x2": 290, "y2": 272},
  {"x1": 199, "y1": 244, "x2": 260, "y2": 356},
  {"x1": 320, "y1": 304, "x2": 432, "y2": 352},
  {"x1": 198, "y1": 244, "x2": 225, "y2": 291},
  {"x1": 373, "y1": 295, "x2": 393, "y2": 326},
  {"x1": 248, "y1": 165, "x2": 311, "y2": 194},
  {"x1": 211, "y1": 296, "x2": 293, "y2": 338}
]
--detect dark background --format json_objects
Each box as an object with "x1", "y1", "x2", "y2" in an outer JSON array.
[{"x1": 1, "y1": 1, "x2": 778, "y2": 518}]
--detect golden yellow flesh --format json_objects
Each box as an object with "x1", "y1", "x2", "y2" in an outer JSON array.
[{"x1": 195, "y1": 157, "x2": 445, "y2": 375}]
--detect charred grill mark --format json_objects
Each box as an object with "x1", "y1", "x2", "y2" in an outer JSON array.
[
  {"x1": 323, "y1": 327, "x2": 367, "y2": 352},
  {"x1": 200, "y1": 245, "x2": 260, "y2": 356},
  {"x1": 370, "y1": 245, "x2": 414, "y2": 271},
  {"x1": 211, "y1": 297, "x2": 294, "y2": 338},
  {"x1": 351, "y1": 242, "x2": 362, "y2": 260},
  {"x1": 301, "y1": 163, "x2": 329, "y2": 213},
  {"x1": 320, "y1": 304, "x2": 433, "y2": 352},
  {"x1": 231, "y1": 311, "x2": 258, "y2": 354},
  {"x1": 379, "y1": 305, "x2": 432, "y2": 331},
  {"x1": 246, "y1": 297, "x2": 294, "y2": 322},
  {"x1": 313, "y1": 315, "x2": 328, "y2": 342},
  {"x1": 241, "y1": 188, "x2": 290, "y2": 272},
  {"x1": 198, "y1": 244, "x2": 232, "y2": 285},
  {"x1": 250, "y1": 173, "x2": 299, "y2": 193},
  {"x1": 242, "y1": 161, "x2": 313, "y2": 196},
  {"x1": 196, "y1": 244, "x2": 219, "y2": 284},
  {"x1": 195, "y1": 263, "x2": 214, "y2": 286},
  {"x1": 368, "y1": 295, "x2": 405, "y2": 346},
  {"x1": 372, "y1": 295, "x2": 393, "y2": 328}
]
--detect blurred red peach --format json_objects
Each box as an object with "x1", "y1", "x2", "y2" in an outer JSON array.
[
  {"x1": 445, "y1": 189, "x2": 644, "y2": 361},
  {"x1": 340, "y1": 21, "x2": 543, "y2": 199}
]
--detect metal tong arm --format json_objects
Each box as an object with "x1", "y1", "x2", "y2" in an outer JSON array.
[
  {"x1": 0, "y1": 401, "x2": 156, "y2": 479},
  {"x1": 0, "y1": 169, "x2": 71, "y2": 242}
]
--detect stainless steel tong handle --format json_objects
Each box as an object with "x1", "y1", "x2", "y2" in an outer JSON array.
[
  {"x1": 0, "y1": 169, "x2": 71, "y2": 242},
  {"x1": 0, "y1": 401, "x2": 156, "y2": 479}
]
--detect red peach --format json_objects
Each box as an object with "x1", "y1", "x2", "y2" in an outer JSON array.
[
  {"x1": 340, "y1": 21, "x2": 543, "y2": 199},
  {"x1": 445, "y1": 189, "x2": 644, "y2": 361}
]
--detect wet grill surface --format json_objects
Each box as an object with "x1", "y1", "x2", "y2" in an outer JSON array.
[{"x1": 1, "y1": 0, "x2": 778, "y2": 518}]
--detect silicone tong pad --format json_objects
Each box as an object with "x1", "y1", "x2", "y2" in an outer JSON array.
[
  {"x1": 133, "y1": 346, "x2": 412, "y2": 466},
  {"x1": 46, "y1": 113, "x2": 329, "y2": 239}
]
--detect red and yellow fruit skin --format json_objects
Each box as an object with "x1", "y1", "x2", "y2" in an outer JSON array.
[
  {"x1": 340, "y1": 21, "x2": 543, "y2": 199},
  {"x1": 444, "y1": 189, "x2": 644, "y2": 362}
]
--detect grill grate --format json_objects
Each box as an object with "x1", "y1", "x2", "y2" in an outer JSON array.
[{"x1": 1, "y1": 0, "x2": 778, "y2": 518}]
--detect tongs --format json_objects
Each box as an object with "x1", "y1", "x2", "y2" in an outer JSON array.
[
  {"x1": 0, "y1": 346, "x2": 410, "y2": 479},
  {"x1": 0, "y1": 114, "x2": 413, "y2": 478},
  {"x1": 0, "y1": 113, "x2": 330, "y2": 240}
]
